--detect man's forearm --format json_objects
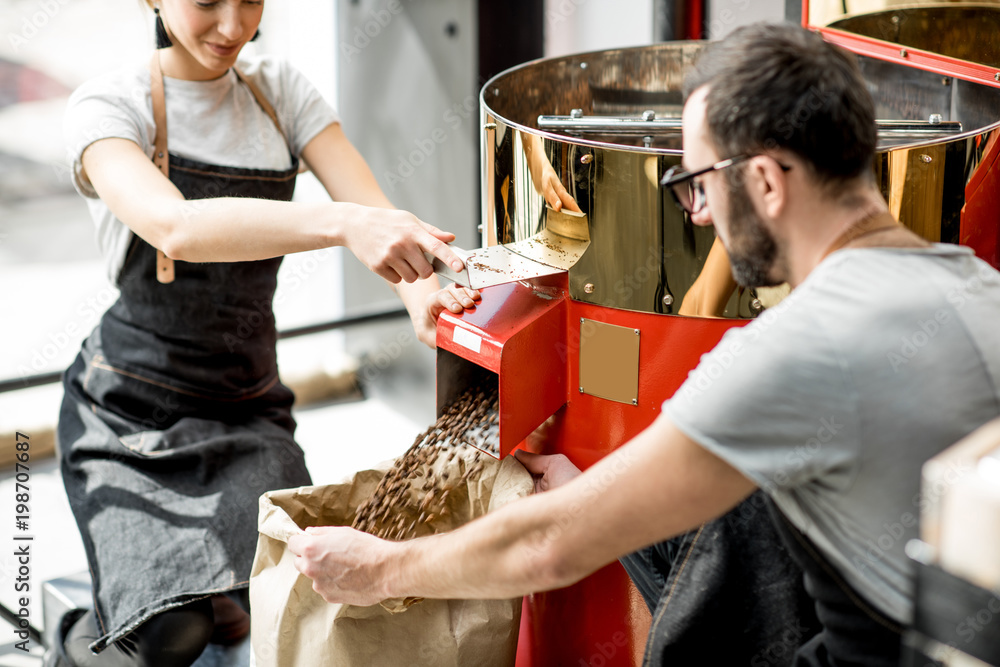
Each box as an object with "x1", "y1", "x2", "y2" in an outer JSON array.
[
  {"x1": 291, "y1": 417, "x2": 756, "y2": 605},
  {"x1": 382, "y1": 490, "x2": 579, "y2": 601},
  {"x1": 378, "y1": 420, "x2": 758, "y2": 601}
]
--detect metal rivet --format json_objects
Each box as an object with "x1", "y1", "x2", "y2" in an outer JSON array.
[
  {"x1": 484, "y1": 123, "x2": 497, "y2": 131},
  {"x1": 158, "y1": 152, "x2": 164, "y2": 158},
  {"x1": 641, "y1": 109, "x2": 656, "y2": 121},
  {"x1": 899, "y1": 48, "x2": 908, "y2": 57},
  {"x1": 995, "y1": 72, "x2": 1000, "y2": 82},
  {"x1": 584, "y1": 283, "x2": 595, "y2": 294},
  {"x1": 928, "y1": 114, "x2": 942, "y2": 125},
  {"x1": 580, "y1": 63, "x2": 588, "y2": 70},
  {"x1": 580, "y1": 318, "x2": 585, "y2": 323},
  {"x1": 643, "y1": 136, "x2": 653, "y2": 148},
  {"x1": 580, "y1": 153, "x2": 593, "y2": 164},
  {"x1": 570, "y1": 108, "x2": 583, "y2": 119},
  {"x1": 579, "y1": 387, "x2": 584, "y2": 393},
  {"x1": 919, "y1": 154, "x2": 933, "y2": 163},
  {"x1": 662, "y1": 294, "x2": 674, "y2": 306},
  {"x1": 634, "y1": 329, "x2": 639, "y2": 335},
  {"x1": 493, "y1": 88, "x2": 500, "y2": 96},
  {"x1": 750, "y1": 298, "x2": 763, "y2": 313},
  {"x1": 631, "y1": 399, "x2": 638, "y2": 405},
  {"x1": 477, "y1": 224, "x2": 483, "y2": 234}
]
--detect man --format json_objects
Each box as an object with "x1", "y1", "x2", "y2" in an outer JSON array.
[{"x1": 290, "y1": 23, "x2": 1000, "y2": 665}]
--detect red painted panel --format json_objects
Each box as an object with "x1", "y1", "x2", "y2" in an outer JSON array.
[
  {"x1": 437, "y1": 275, "x2": 570, "y2": 457},
  {"x1": 552, "y1": 301, "x2": 743, "y2": 471},
  {"x1": 438, "y1": 277, "x2": 746, "y2": 666},
  {"x1": 819, "y1": 27, "x2": 1000, "y2": 89},
  {"x1": 961, "y1": 132, "x2": 1000, "y2": 269},
  {"x1": 516, "y1": 304, "x2": 743, "y2": 666}
]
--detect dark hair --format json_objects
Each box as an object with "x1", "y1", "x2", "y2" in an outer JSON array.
[{"x1": 683, "y1": 22, "x2": 876, "y2": 188}]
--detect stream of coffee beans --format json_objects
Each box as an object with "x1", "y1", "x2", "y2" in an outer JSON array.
[{"x1": 352, "y1": 386, "x2": 500, "y2": 541}]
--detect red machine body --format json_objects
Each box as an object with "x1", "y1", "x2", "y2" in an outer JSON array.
[{"x1": 436, "y1": 273, "x2": 744, "y2": 666}]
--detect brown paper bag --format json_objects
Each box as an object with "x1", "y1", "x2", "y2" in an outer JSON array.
[{"x1": 250, "y1": 453, "x2": 533, "y2": 667}]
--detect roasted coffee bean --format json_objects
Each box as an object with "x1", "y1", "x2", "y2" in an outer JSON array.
[{"x1": 352, "y1": 386, "x2": 500, "y2": 540}]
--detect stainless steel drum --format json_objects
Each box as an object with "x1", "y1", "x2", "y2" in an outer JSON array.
[{"x1": 479, "y1": 39, "x2": 1000, "y2": 318}]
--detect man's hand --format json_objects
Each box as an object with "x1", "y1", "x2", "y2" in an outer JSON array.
[
  {"x1": 513, "y1": 450, "x2": 582, "y2": 493},
  {"x1": 344, "y1": 207, "x2": 462, "y2": 284},
  {"x1": 411, "y1": 283, "x2": 481, "y2": 349},
  {"x1": 288, "y1": 526, "x2": 393, "y2": 606}
]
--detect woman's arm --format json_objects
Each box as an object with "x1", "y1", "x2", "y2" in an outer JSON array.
[
  {"x1": 301, "y1": 123, "x2": 478, "y2": 347},
  {"x1": 677, "y1": 237, "x2": 737, "y2": 317},
  {"x1": 80, "y1": 134, "x2": 462, "y2": 284}
]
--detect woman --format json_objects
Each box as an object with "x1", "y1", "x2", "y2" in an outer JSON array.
[{"x1": 51, "y1": 1, "x2": 478, "y2": 665}]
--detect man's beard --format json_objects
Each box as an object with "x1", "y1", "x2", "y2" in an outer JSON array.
[{"x1": 722, "y1": 172, "x2": 782, "y2": 288}]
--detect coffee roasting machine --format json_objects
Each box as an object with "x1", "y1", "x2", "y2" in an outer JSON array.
[{"x1": 432, "y1": 3, "x2": 1000, "y2": 665}]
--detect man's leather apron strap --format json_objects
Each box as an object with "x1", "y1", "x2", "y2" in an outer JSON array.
[
  {"x1": 148, "y1": 53, "x2": 288, "y2": 284},
  {"x1": 821, "y1": 210, "x2": 902, "y2": 261}
]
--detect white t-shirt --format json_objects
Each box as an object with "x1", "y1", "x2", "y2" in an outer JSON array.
[
  {"x1": 63, "y1": 54, "x2": 340, "y2": 282},
  {"x1": 664, "y1": 245, "x2": 1000, "y2": 624}
]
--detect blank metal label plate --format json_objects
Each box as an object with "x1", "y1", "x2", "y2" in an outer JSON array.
[{"x1": 579, "y1": 319, "x2": 640, "y2": 405}]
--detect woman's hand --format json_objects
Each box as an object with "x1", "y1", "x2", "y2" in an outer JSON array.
[
  {"x1": 411, "y1": 283, "x2": 481, "y2": 349},
  {"x1": 523, "y1": 133, "x2": 582, "y2": 214},
  {"x1": 343, "y1": 207, "x2": 463, "y2": 284},
  {"x1": 534, "y1": 164, "x2": 583, "y2": 214}
]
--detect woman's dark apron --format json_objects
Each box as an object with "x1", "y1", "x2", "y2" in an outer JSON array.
[{"x1": 57, "y1": 53, "x2": 311, "y2": 653}]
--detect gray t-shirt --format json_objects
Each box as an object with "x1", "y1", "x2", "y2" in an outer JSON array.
[
  {"x1": 664, "y1": 244, "x2": 1000, "y2": 624},
  {"x1": 63, "y1": 54, "x2": 340, "y2": 282}
]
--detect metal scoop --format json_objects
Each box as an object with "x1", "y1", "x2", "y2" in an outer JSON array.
[{"x1": 429, "y1": 207, "x2": 590, "y2": 289}]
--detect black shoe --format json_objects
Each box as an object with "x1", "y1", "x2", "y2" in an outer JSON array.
[{"x1": 42, "y1": 608, "x2": 87, "y2": 667}]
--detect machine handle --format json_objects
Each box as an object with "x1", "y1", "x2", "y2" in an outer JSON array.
[{"x1": 538, "y1": 112, "x2": 963, "y2": 137}]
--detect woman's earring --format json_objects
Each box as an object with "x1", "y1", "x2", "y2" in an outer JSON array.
[
  {"x1": 154, "y1": 8, "x2": 173, "y2": 49},
  {"x1": 250, "y1": 29, "x2": 261, "y2": 42}
]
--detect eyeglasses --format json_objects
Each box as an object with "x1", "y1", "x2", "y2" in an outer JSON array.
[
  {"x1": 660, "y1": 155, "x2": 791, "y2": 214},
  {"x1": 660, "y1": 155, "x2": 751, "y2": 214}
]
